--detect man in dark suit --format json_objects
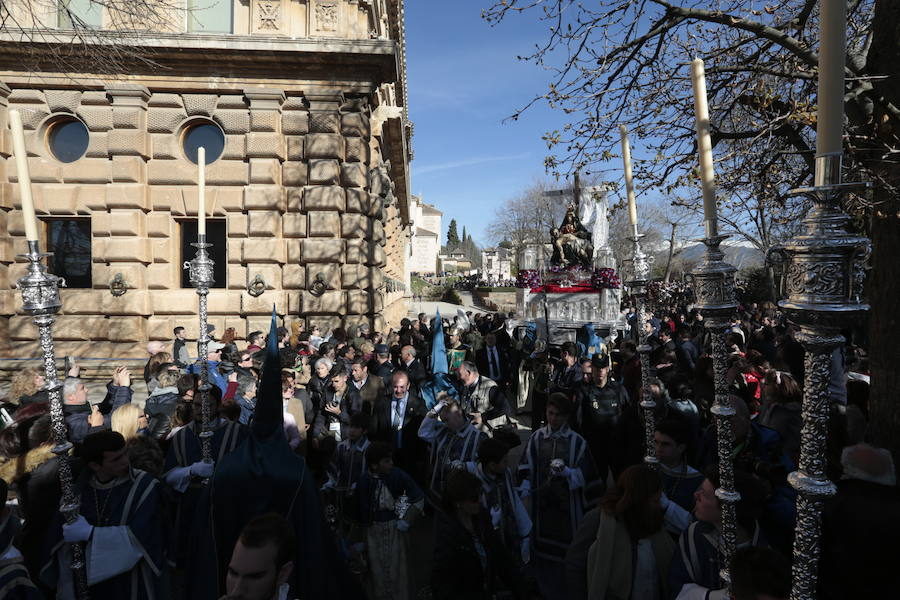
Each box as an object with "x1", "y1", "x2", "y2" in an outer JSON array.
[
  {"x1": 372, "y1": 344, "x2": 395, "y2": 389},
  {"x1": 475, "y1": 333, "x2": 510, "y2": 389},
  {"x1": 396, "y1": 344, "x2": 428, "y2": 388},
  {"x1": 350, "y1": 357, "x2": 385, "y2": 409},
  {"x1": 676, "y1": 329, "x2": 700, "y2": 376},
  {"x1": 371, "y1": 370, "x2": 426, "y2": 477},
  {"x1": 417, "y1": 312, "x2": 431, "y2": 342}
]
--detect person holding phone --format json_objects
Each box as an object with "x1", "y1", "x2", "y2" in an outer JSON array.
[{"x1": 62, "y1": 366, "x2": 132, "y2": 445}]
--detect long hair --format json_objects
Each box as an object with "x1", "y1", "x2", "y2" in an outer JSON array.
[
  {"x1": 763, "y1": 370, "x2": 801, "y2": 404},
  {"x1": 289, "y1": 321, "x2": 303, "y2": 348},
  {"x1": 111, "y1": 403, "x2": 143, "y2": 441},
  {"x1": 600, "y1": 464, "x2": 664, "y2": 540}
]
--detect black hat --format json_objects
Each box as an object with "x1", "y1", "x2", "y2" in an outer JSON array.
[
  {"x1": 491, "y1": 428, "x2": 521, "y2": 450},
  {"x1": 591, "y1": 353, "x2": 611, "y2": 369}
]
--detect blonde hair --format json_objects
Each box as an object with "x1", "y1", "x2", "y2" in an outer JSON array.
[
  {"x1": 10, "y1": 368, "x2": 41, "y2": 403},
  {"x1": 285, "y1": 397, "x2": 308, "y2": 441},
  {"x1": 111, "y1": 403, "x2": 144, "y2": 441}
]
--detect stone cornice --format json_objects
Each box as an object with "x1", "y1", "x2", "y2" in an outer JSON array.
[
  {"x1": 0, "y1": 28, "x2": 397, "y2": 54},
  {"x1": 0, "y1": 29, "x2": 399, "y2": 83}
]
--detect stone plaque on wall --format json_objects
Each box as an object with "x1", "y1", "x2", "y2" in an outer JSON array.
[
  {"x1": 312, "y1": 0, "x2": 341, "y2": 35},
  {"x1": 252, "y1": 0, "x2": 285, "y2": 34}
]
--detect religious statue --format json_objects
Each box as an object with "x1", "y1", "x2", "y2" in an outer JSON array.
[{"x1": 550, "y1": 203, "x2": 594, "y2": 268}]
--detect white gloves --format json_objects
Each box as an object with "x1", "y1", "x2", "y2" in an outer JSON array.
[
  {"x1": 63, "y1": 516, "x2": 93, "y2": 543},
  {"x1": 563, "y1": 467, "x2": 584, "y2": 490},
  {"x1": 517, "y1": 479, "x2": 531, "y2": 498},
  {"x1": 189, "y1": 461, "x2": 214, "y2": 478},
  {"x1": 396, "y1": 519, "x2": 410, "y2": 532},
  {"x1": 490, "y1": 505, "x2": 502, "y2": 528},
  {"x1": 660, "y1": 491, "x2": 671, "y2": 510},
  {"x1": 430, "y1": 400, "x2": 447, "y2": 417}
]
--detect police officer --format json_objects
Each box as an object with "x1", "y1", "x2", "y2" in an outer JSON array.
[{"x1": 573, "y1": 353, "x2": 629, "y2": 483}]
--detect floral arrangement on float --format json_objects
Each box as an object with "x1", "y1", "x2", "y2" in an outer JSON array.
[{"x1": 516, "y1": 266, "x2": 621, "y2": 292}]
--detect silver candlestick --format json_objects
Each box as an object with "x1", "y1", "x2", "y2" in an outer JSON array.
[
  {"x1": 16, "y1": 241, "x2": 89, "y2": 599},
  {"x1": 689, "y1": 230, "x2": 739, "y2": 587},
  {"x1": 184, "y1": 235, "x2": 215, "y2": 465},
  {"x1": 769, "y1": 153, "x2": 870, "y2": 600},
  {"x1": 627, "y1": 227, "x2": 658, "y2": 469}
]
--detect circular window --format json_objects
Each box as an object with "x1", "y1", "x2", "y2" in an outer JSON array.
[
  {"x1": 46, "y1": 117, "x2": 89, "y2": 163},
  {"x1": 182, "y1": 121, "x2": 225, "y2": 165}
]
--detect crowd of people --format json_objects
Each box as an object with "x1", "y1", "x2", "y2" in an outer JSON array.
[{"x1": 0, "y1": 295, "x2": 894, "y2": 599}]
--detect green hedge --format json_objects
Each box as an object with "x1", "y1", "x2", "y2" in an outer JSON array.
[{"x1": 440, "y1": 288, "x2": 463, "y2": 305}]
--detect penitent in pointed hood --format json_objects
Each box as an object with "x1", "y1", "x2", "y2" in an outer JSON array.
[
  {"x1": 251, "y1": 306, "x2": 283, "y2": 440},
  {"x1": 430, "y1": 308, "x2": 448, "y2": 375}
]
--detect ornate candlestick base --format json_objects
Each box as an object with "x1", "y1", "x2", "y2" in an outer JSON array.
[
  {"x1": 768, "y1": 154, "x2": 870, "y2": 600},
  {"x1": 184, "y1": 236, "x2": 215, "y2": 465},
  {"x1": 16, "y1": 241, "x2": 89, "y2": 598},
  {"x1": 689, "y1": 233, "x2": 739, "y2": 587},
  {"x1": 627, "y1": 232, "x2": 657, "y2": 468}
]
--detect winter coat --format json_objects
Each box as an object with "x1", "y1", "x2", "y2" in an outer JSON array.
[{"x1": 144, "y1": 386, "x2": 181, "y2": 439}]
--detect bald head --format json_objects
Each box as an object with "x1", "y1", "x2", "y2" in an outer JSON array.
[
  {"x1": 391, "y1": 370, "x2": 410, "y2": 399},
  {"x1": 147, "y1": 341, "x2": 165, "y2": 355}
]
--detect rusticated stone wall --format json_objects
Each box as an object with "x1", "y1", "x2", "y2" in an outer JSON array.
[{"x1": 0, "y1": 82, "x2": 409, "y2": 359}]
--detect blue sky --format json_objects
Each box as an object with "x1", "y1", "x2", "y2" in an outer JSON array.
[{"x1": 406, "y1": 2, "x2": 563, "y2": 246}]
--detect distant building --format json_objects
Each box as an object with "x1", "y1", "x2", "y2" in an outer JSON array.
[
  {"x1": 438, "y1": 251, "x2": 472, "y2": 275},
  {"x1": 481, "y1": 247, "x2": 512, "y2": 283},
  {"x1": 408, "y1": 195, "x2": 441, "y2": 275}
]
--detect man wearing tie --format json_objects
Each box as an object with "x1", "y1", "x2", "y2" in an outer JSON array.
[
  {"x1": 476, "y1": 333, "x2": 509, "y2": 388},
  {"x1": 373, "y1": 370, "x2": 426, "y2": 477}
]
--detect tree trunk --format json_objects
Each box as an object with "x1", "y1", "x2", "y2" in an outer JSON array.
[
  {"x1": 766, "y1": 265, "x2": 777, "y2": 302},
  {"x1": 866, "y1": 206, "x2": 900, "y2": 462},
  {"x1": 862, "y1": 0, "x2": 900, "y2": 464},
  {"x1": 664, "y1": 223, "x2": 677, "y2": 282}
]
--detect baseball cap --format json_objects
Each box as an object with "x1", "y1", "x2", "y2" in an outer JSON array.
[
  {"x1": 375, "y1": 344, "x2": 389, "y2": 355},
  {"x1": 209, "y1": 341, "x2": 226, "y2": 353}
]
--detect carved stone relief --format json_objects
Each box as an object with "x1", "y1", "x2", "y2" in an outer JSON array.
[
  {"x1": 252, "y1": 0, "x2": 283, "y2": 34},
  {"x1": 315, "y1": 2, "x2": 338, "y2": 32}
]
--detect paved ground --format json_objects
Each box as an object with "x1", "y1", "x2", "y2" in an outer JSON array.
[{"x1": 406, "y1": 291, "x2": 491, "y2": 320}]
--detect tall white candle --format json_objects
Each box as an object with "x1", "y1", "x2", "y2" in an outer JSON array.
[
  {"x1": 816, "y1": 0, "x2": 846, "y2": 156},
  {"x1": 619, "y1": 125, "x2": 638, "y2": 228},
  {"x1": 197, "y1": 147, "x2": 206, "y2": 236},
  {"x1": 8, "y1": 110, "x2": 39, "y2": 242},
  {"x1": 690, "y1": 58, "x2": 719, "y2": 227}
]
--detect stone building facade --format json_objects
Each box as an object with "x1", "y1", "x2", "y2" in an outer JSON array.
[
  {"x1": 407, "y1": 194, "x2": 441, "y2": 275},
  {"x1": 480, "y1": 247, "x2": 512, "y2": 283},
  {"x1": 0, "y1": 0, "x2": 412, "y2": 360}
]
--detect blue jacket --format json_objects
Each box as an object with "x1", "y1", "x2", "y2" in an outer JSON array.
[{"x1": 188, "y1": 360, "x2": 228, "y2": 396}]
